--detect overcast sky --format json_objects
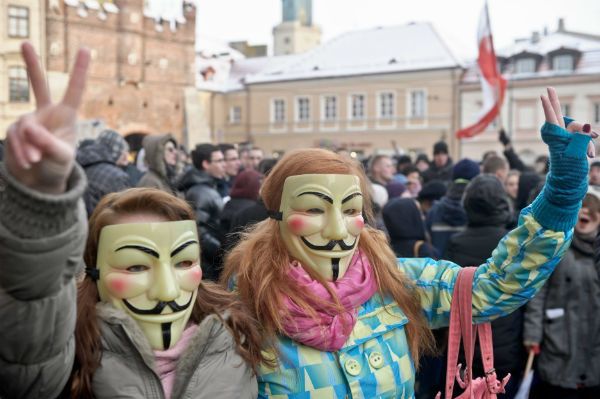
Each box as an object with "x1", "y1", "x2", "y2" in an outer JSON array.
[{"x1": 195, "y1": 0, "x2": 600, "y2": 60}]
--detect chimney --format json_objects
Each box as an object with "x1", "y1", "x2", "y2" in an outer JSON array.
[
  {"x1": 531, "y1": 31, "x2": 540, "y2": 43},
  {"x1": 558, "y1": 18, "x2": 565, "y2": 32}
]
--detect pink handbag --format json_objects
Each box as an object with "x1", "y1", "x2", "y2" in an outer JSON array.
[{"x1": 436, "y1": 267, "x2": 511, "y2": 399}]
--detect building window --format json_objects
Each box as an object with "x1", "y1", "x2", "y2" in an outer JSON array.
[
  {"x1": 9, "y1": 66, "x2": 29, "y2": 103},
  {"x1": 553, "y1": 54, "x2": 574, "y2": 72},
  {"x1": 322, "y1": 95, "x2": 337, "y2": 121},
  {"x1": 296, "y1": 97, "x2": 310, "y2": 122},
  {"x1": 594, "y1": 103, "x2": 600, "y2": 124},
  {"x1": 350, "y1": 94, "x2": 365, "y2": 120},
  {"x1": 229, "y1": 106, "x2": 241, "y2": 124},
  {"x1": 515, "y1": 58, "x2": 536, "y2": 74},
  {"x1": 272, "y1": 99, "x2": 286, "y2": 123},
  {"x1": 561, "y1": 103, "x2": 571, "y2": 117},
  {"x1": 378, "y1": 92, "x2": 395, "y2": 119},
  {"x1": 409, "y1": 89, "x2": 426, "y2": 118},
  {"x1": 8, "y1": 6, "x2": 29, "y2": 38}
]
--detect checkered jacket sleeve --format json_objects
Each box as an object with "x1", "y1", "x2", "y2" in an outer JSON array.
[{"x1": 398, "y1": 206, "x2": 572, "y2": 329}]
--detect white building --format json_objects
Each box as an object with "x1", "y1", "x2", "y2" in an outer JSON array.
[{"x1": 459, "y1": 19, "x2": 600, "y2": 164}]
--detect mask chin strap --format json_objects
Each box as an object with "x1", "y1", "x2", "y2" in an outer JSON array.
[
  {"x1": 267, "y1": 210, "x2": 283, "y2": 221},
  {"x1": 162, "y1": 322, "x2": 172, "y2": 349},
  {"x1": 85, "y1": 267, "x2": 100, "y2": 281},
  {"x1": 332, "y1": 258, "x2": 340, "y2": 281}
]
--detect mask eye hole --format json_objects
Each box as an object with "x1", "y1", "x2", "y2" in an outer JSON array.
[
  {"x1": 343, "y1": 208, "x2": 360, "y2": 216},
  {"x1": 126, "y1": 265, "x2": 150, "y2": 272},
  {"x1": 306, "y1": 208, "x2": 325, "y2": 215},
  {"x1": 175, "y1": 260, "x2": 195, "y2": 269}
]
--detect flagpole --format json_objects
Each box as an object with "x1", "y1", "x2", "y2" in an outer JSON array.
[{"x1": 484, "y1": 0, "x2": 504, "y2": 131}]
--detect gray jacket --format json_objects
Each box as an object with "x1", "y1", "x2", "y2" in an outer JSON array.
[
  {"x1": 137, "y1": 134, "x2": 179, "y2": 195},
  {"x1": 0, "y1": 163, "x2": 257, "y2": 398},
  {"x1": 524, "y1": 234, "x2": 600, "y2": 389}
]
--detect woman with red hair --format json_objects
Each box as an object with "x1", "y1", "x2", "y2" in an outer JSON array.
[{"x1": 223, "y1": 86, "x2": 595, "y2": 397}]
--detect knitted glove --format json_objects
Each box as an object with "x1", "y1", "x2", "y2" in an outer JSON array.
[
  {"x1": 499, "y1": 129, "x2": 511, "y2": 146},
  {"x1": 530, "y1": 117, "x2": 591, "y2": 231}
]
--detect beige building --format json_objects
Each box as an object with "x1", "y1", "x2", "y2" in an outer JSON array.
[
  {"x1": 273, "y1": 0, "x2": 320, "y2": 56},
  {"x1": 0, "y1": 0, "x2": 45, "y2": 138},
  {"x1": 197, "y1": 23, "x2": 463, "y2": 159},
  {"x1": 459, "y1": 19, "x2": 600, "y2": 164}
]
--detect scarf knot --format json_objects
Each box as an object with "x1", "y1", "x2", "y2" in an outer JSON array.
[{"x1": 281, "y1": 250, "x2": 378, "y2": 351}]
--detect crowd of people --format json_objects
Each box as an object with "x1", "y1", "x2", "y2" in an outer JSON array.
[{"x1": 1, "y1": 43, "x2": 600, "y2": 399}]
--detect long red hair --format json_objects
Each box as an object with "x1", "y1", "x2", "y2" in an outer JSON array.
[
  {"x1": 70, "y1": 188, "x2": 265, "y2": 398},
  {"x1": 221, "y1": 149, "x2": 434, "y2": 366}
]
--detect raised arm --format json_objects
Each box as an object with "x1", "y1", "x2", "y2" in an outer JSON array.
[
  {"x1": 399, "y1": 88, "x2": 595, "y2": 329},
  {"x1": 0, "y1": 43, "x2": 90, "y2": 398}
]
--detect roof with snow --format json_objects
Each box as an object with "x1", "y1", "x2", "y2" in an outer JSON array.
[
  {"x1": 462, "y1": 25, "x2": 600, "y2": 83},
  {"x1": 246, "y1": 22, "x2": 462, "y2": 84}
]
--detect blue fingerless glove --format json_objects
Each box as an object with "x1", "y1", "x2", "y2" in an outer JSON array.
[{"x1": 530, "y1": 117, "x2": 591, "y2": 231}]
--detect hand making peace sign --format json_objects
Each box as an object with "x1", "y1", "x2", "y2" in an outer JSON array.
[{"x1": 5, "y1": 42, "x2": 90, "y2": 194}]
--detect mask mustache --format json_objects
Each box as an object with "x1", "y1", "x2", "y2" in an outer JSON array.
[
  {"x1": 123, "y1": 294, "x2": 193, "y2": 315},
  {"x1": 301, "y1": 236, "x2": 357, "y2": 251}
]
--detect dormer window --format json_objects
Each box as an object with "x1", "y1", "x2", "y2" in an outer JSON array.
[
  {"x1": 552, "y1": 54, "x2": 574, "y2": 71},
  {"x1": 515, "y1": 58, "x2": 536, "y2": 74}
]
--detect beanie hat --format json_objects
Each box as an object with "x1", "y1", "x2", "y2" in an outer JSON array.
[
  {"x1": 452, "y1": 158, "x2": 480, "y2": 181},
  {"x1": 433, "y1": 141, "x2": 448, "y2": 155},
  {"x1": 386, "y1": 181, "x2": 406, "y2": 199},
  {"x1": 417, "y1": 180, "x2": 447, "y2": 201},
  {"x1": 97, "y1": 129, "x2": 129, "y2": 163},
  {"x1": 230, "y1": 169, "x2": 262, "y2": 200}
]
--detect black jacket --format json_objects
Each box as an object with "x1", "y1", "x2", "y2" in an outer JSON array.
[
  {"x1": 220, "y1": 198, "x2": 257, "y2": 234},
  {"x1": 178, "y1": 168, "x2": 224, "y2": 280},
  {"x1": 425, "y1": 182, "x2": 468, "y2": 256},
  {"x1": 382, "y1": 198, "x2": 438, "y2": 259},
  {"x1": 76, "y1": 144, "x2": 132, "y2": 216},
  {"x1": 422, "y1": 158, "x2": 453, "y2": 184},
  {"x1": 444, "y1": 175, "x2": 524, "y2": 377}
]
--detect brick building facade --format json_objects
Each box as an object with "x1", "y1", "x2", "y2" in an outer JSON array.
[{"x1": 46, "y1": 0, "x2": 196, "y2": 146}]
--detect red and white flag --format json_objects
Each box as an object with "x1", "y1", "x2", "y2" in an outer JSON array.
[{"x1": 456, "y1": 1, "x2": 507, "y2": 139}]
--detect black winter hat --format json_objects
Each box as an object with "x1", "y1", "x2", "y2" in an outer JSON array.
[{"x1": 433, "y1": 141, "x2": 449, "y2": 155}]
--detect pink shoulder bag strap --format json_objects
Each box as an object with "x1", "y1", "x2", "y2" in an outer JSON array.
[{"x1": 436, "y1": 267, "x2": 511, "y2": 399}]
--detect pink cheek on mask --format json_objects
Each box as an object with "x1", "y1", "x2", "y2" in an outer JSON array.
[
  {"x1": 287, "y1": 215, "x2": 307, "y2": 235},
  {"x1": 354, "y1": 216, "x2": 365, "y2": 230},
  {"x1": 189, "y1": 266, "x2": 202, "y2": 285},
  {"x1": 107, "y1": 277, "x2": 129, "y2": 297}
]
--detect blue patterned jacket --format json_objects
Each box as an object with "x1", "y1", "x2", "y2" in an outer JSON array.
[{"x1": 258, "y1": 208, "x2": 572, "y2": 398}]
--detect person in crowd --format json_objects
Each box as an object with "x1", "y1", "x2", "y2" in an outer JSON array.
[
  {"x1": 222, "y1": 83, "x2": 593, "y2": 397},
  {"x1": 0, "y1": 139, "x2": 4, "y2": 161},
  {"x1": 499, "y1": 129, "x2": 528, "y2": 172},
  {"x1": 525, "y1": 192, "x2": 600, "y2": 399},
  {"x1": 123, "y1": 149, "x2": 145, "y2": 186},
  {"x1": 394, "y1": 154, "x2": 413, "y2": 178},
  {"x1": 383, "y1": 198, "x2": 438, "y2": 259},
  {"x1": 444, "y1": 175, "x2": 525, "y2": 398},
  {"x1": 403, "y1": 165, "x2": 422, "y2": 198},
  {"x1": 386, "y1": 181, "x2": 407, "y2": 200},
  {"x1": 217, "y1": 143, "x2": 241, "y2": 198},
  {"x1": 76, "y1": 129, "x2": 132, "y2": 216},
  {"x1": 248, "y1": 148, "x2": 264, "y2": 170},
  {"x1": 0, "y1": 43, "x2": 263, "y2": 399},
  {"x1": 137, "y1": 133, "x2": 180, "y2": 195},
  {"x1": 589, "y1": 160, "x2": 600, "y2": 186},
  {"x1": 482, "y1": 155, "x2": 509, "y2": 184},
  {"x1": 422, "y1": 140, "x2": 453, "y2": 183},
  {"x1": 426, "y1": 158, "x2": 480, "y2": 255},
  {"x1": 534, "y1": 155, "x2": 550, "y2": 175},
  {"x1": 415, "y1": 153, "x2": 430, "y2": 173},
  {"x1": 258, "y1": 158, "x2": 278, "y2": 177},
  {"x1": 178, "y1": 144, "x2": 192, "y2": 174},
  {"x1": 417, "y1": 180, "x2": 447, "y2": 215},
  {"x1": 505, "y1": 170, "x2": 520, "y2": 203},
  {"x1": 178, "y1": 143, "x2": 225, "y2": 281},
  {"x1": 515, "y1": 171, "x2": 543, "y2": 213},
  {"x1": 482, "y1": 150, "x2": 499, "y2": 163},
  {"x1": 369, "y1": 154, "x2": 395, "y2": 188},
  {"x1": 220, "y1": 169, "x2": 262, "y2": 234}
]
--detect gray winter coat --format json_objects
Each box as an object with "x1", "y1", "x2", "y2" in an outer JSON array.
[
  {"x1": 138, "y1": 134, "x2": 178, "y2": 195},
  {"x1": 0, "y1": 163, "x2": 257, "y2": 398},
  {"x1": 524, "y1": 234, "x2": 600, "y2": 389}
]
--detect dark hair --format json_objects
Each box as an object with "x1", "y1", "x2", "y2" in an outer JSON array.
[
  {"x1": 192, "y1": 143, "x2": 219, "y2": 170},
  {"x1": 258, "y1": 158, "x2": 278, "y2": 176},
  {"x1": 403, "y1": 165, "x2": 420, "y2": 177},
  {"x1": 591, "y1": 161, "x2": 600, "y2": 170},
  {"x1": 218, "y1": 143, "x2": 236, "y2": 153},
  {"x1": 482, "y1": 155, "x2": 508, "y2": 175}
]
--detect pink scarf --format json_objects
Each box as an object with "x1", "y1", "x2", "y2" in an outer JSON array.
[
  {"x1": 281, "y1": 250, "x2": 378, "y2": 351},
  {"x1": 153, "y1": 323, "x2": 198, "y2": 399}
]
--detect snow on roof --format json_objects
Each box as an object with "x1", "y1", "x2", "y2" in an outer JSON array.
[
  {"x1": 462, "y1": 29, "x2": 600, "y2": 83},
  {"x1": 246, "y1": 22, "x2": 462, "y2": 84},
  {"x1": 497, "y1": 31, "x2": 600, "y2": 57}
]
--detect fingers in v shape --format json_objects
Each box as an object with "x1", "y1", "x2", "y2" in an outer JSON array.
[
  {"x1": 21, "y1": 42, "x2": 51, "y2": 108},
  {"x1": 61, "y1": 48, "x2": 91, "y2": 109}
]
